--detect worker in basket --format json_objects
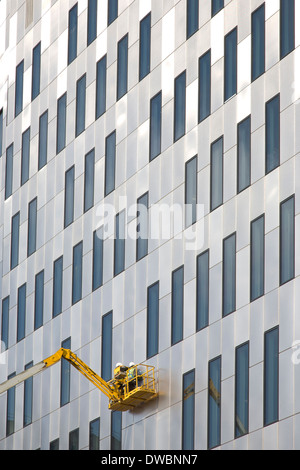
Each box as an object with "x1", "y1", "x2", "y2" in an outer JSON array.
[{"x1": 127, "y1": 362, "x2": 143, "y2": 391}]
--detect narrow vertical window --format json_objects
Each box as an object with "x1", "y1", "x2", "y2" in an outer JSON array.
[
  {"x1": 196, "y1": 250, "x2": 209, "y2": 331},
  {"x1": 15, "y1": 60, "x2": 24, "y2": 117},
  {"x1": 185, "y1": 156, "x2": 197, "y2": 228},
  {"x1": 182, "y1": 369, "x2": 195, "y2": 450},
  {"x1": 93, "y1": 228, "x2": 103, "y2": 291},
  {"x1": 57, "y1": 93, "x2": 67, "y2": 154},
  {"x1": 87, "y1": 0, "x2": 97, "y2": 46},
  {"x1": 105, "y1": 131, "x2": 116, "y2": 196},
  {"x1": 212, "y1": 0, "x2": 224, "y2": 17},
  {"x1": 266, "y1": 94, "x2": 280, "y2": 174},
  {"x1": 21, "y1": 128, "x2": 30, "y2": 185},
  {"x1": 171, "y1": 266, "x2": 184, "y2": 346},
  {"x1": 69, "y1": 429, "x2": 79, "y2": 450},
  {"x1": 224, "y1": 28, "x2": 237, "y2": 102},
  {"x1": 147, "y1": 282, "x2": 159, "y2": 359},
  {"x1": 5, "y1": 144, "x2": 13, "y2": 200},
  {"x1": 101, "y1": 311, "x2": 113, "y2": 382},
  {"x1": 210, "y1": 137, "x2": 223, "y2": 211},
  {"x1": 11, "y1": 212, "x2": 20, "y2": 270},
  {"x1": 250, "y1": 215, "x2": 265, "y2": 301},
  {"x1": 17, "y1": 283, "x2": 26, "y2": 343},
  {"x1": 198, "y1": 50, "x2": 211, "y2": 123},
  {"x1": 61, "y1": 337, "x2": 71, "y2": 407},
  {"x1": 96, "y1": 55, "x2": 107, "y2": 119},
  {"x1": 28, "y1": 197, "x2": 37, "y2": 257},
  {"x1": 108, "y1": 0, "x2": 118, "y2": 25},
  {"x1": 114, "y1": 211, "x2": 125, "y2": 277},
  {"x1": 136, "y1": 192, "x2": 148, "y2": 261},
  {"x1": 6, "y1": 372, "x2": 16, "y2": 436},
  {"x1": 38, "y1": 110, "x2": 48, "y2": 170},
  {"x1": 24, "y1": 361, "x2": 33, "y2": 427},
  {"x1": 34, "y1": 270, "x2": 44, "y2": 330},
  {"x1": 111, "y1": 411, "x2": 122, "y2": 450},
  {"x1": 32, "y1": 42, "x2": 41, "y2": 101},
  {"x1": 117, "y1": 34, "x2": 128, "y2": 100},
  {"x1": 264, "y1": 327, "x2": 279, "y2": 426},
  {"x1": 174, "y1": 71, "x2": 186, "y2": 142},
  {"x1": 237, "y1": 116, "x2": 251, "y2": 193},
  {"x1": 223, "y1": 233, "x2": 236, "y2": 317},
  {"x1": 280, "y1": 0, "x2": 295, "y2": 59},
  {"x1": 1, "y1": 297, "x2": 9, "y2": 352},
  {"x1": 208, "y1": 357, "x2": 221, "y2": 449},
  {"x1": 252, "y1": 4, "x2": 265, "y2": 82},
  {"x1": 0, "y1": 108, "x2": 3, "y2": 156},
  {"x1": 84, "y1": 149, "x2": 95, "y2": 213},
  {"x1": 72, "y1": 241, "x2": 83, "y2": 305},
  {"x1": 280, "y1": 196, "x2": 295, "y2": 285},
  {"x1": 187, "y1": 0, "x2": 199, "y2": 39},
  {"x1": 50, "y1": 439, "x2": 59, "y2": 450},
  {"x1": 53, "y1": 256, "x2": 63, "y2": 318},
  {"x1": 139, "y1": 13, "x2": 151, "y2": 81},
  {"x1": 64, "y1": 166, "x2": 75, "y2": 228},
  {"x1": 68, "y1": 4, "x2": 78, "y2": 65},
  {"x1": 89, "y1": 418, "x2": 100, "y2": 450},
  {"x1": 150, "y1": 91, "x2": 162, "y2": 161},
  {"x1": 235, "y1": 343, "x2": 249, "y2": 438},
  {"x1": 76, "y1": 74, "x2": 86, "y2": 137}
]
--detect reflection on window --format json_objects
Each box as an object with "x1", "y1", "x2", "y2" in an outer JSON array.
[
  {"x1": 196, "y1": 250, "x2": 209, "y2": 331},
  {"x1": 224, "y1": 28, "x2": 237, "y2": 101},
  {"x1": 198, "y1": 50, "x2": 211, "y2": 123},
  {"x1": 147, "y1": 282, "x2": 159, "y2": 359},
  {"x1": 237, "y1": 116, "x2": 251, "y2": 193},
  {"x1": 208, "y1": 357, "x2": 221, "y2": 449},
  {"x1": 280, "y1": 196, "x2": 295, "y2": 285},
  {"x1": 171, "y1": 266, "x2": 184, "y2": 346},
  {"x1": 174, "y1": 71, "x2": 186, "y2": 142},
  {"x1": 280, "y1": 0, "x2": 295, "y2": 59},
  {"x1": 139, "y1": 13, "x2": 151, "y2": 80},
  {"x1": 223, "y1": 233, "x2": 236, "y2": 317},
  {"x1": 117, "y1": 35, "x2": 128, "y2": 100},
  {"x1": 102, "y1": 312, "x2": 113, "y2": 382},
  {"x1": 235, "y1": 343, "x2": 249, "y2": 438},
  {"x1": 111, "y1": 411, "x2": 122, "y2": 450},
  {"x1": 68, "y1": 4, "x2": 78, "y2": 64},
  {"x1": 250, "y1": 215, "x2": 265, "y2": 301},
  {"x1": 266, "y1": 94, "x2": 280, "y2": 174},
  {"x1": 264, "y1": 327, "x2": 279, "y2": 426},
  {"x1": 182, "y1": 369, "x2": 195, "y2": 450},
  {"x1": 150, "y1": 92, "x2": 162, "y2": 161},
  {"x1": 210, "y1": 137, "x2": 223, "y2": 211},
  {"x1": 251, "y1": 4, "x2": 265, "y2": 82}
]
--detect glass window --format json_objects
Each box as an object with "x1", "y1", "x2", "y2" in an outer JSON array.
[
  {"x1": 198, "y1": 50, "x2": 211, "y2": 123},
  {"x1": 17, "y1": 283, "x2": 26, "y2": 343},
  {"x1": 11, "y1": 212, "x2": 20, "y2": 270},
  {"x1": 5, "y1": 144, "x2": 13, "y2": 200},
  {"x1": 252, "y1": 4, "x2": 265, "y2": 82},
  {"x1": 264, "y1": 327, "x2": 279, "y2": 426},
  {"x1": 136, "y1": 192, "x2": 148, "y2": 261},
  {"x1": 57, "y1": 93, "x2": 67, "y2": 154},
  {"x1": 0, "y1": 108, "x2": 3, "y2": 157},
  {"x1": 117, "y1": 34, "x2": 128, "y2": 100},
  {"x1": 28, "y1": 197, "x2": 37, "y2": 257},
  {"x1": 171, "y1": 266, "x2": 184, "y2": 346},
  {"x1": 24, "y1": 361, "x2": 33, "y2": 427},
  {"x1": 114, "y1": 211, "x2": 125, "y2": 276},
  {"x1": 84, "y1": 149, "x2": 95, "y2": 213},
  {"x1": 105, "y1": 131, "x2": 116, "y2": 196},
  {"x1": 280, "y1": 196, "x2": 295, "y2": 285},
  {"x1": 280, "y1": 0, "x2": 295, "y2": 59},
  {"x1": 237, "y1": 116, "x2": 251, "y2": 193},
  {"x1": 53, "y1": 256, "x2": 63, "y2": 318},
  {"x1": 68, "y1": 3, "x2": 78, "y2": 65},
  {"x1": 147, "y1": 282, "x2": 159, "y2": 359},
  {"x1": 182, "y1": 369, "x2": 195, "y2": 450},
  {"x1": 69, "y1": 428, "x2": 79, "y2": 450},
  {"x1": 38, "y1": 110, "x2": 48, "y2": 170},
  {"x1": 250, "y1": 215, "x2": 265, "y2": 302},
  {"x1": 235, "y1": 343, "x2": 249, "y2": 438},
  {"x1": 266, "y1": 94, "x2": 280, "y2": 174},
  {"x1": 50, "y1": 439, "x2": 59, "y2": 450},
  {"x1": 196, "y1": 250, "x2": 209, "y2": 331},
  {"x1": 174, "y1": 71, "x2": 186, "y2": 142},
  {"x1": 208, "y1": 356, "x2": 221, "y2": 449},
  {"x1": 212, "y1": 0, "x2": 224, "y2": 17},
  {"x1": 34, "y1": 270, "x2": 44, "y2": 330},
  {"x1": 1, "y1": 297, "x2": 9, "y2": 352},
  {"x1": 96, "y1": 55, "x2": 107, "y2": 119},
  {"x1": 224, "y1": 28, "x2": 237, "y2": 102},
  {"x1": 111, "y1": 411, "x2": 122, "y2": 450},
  {"x1": 87, "y1": 0, "x2": 97, "y2": 45},
  {"x1": 93, "y1": 227, "x2": 103, "y2": 291},
  {"x1": 76, "y1": 74, "x2": 86, "y2": 137},
  {"x1": 61, "y1": 337, "x2": 71, "y2": 407},
  {"x1": 72, "y1": 241, "x2": 83, "y2": 305},
  {"x1": 223, "y1": 233, "x2": 236, "y2": 317},
  {"x1": 187, "y1": 0, "x2": 198, "y2": 39},
  {"x1": 32, "y1": 42, "x2": 41, "y2": 100},
  {"x1": 21, "y1": 128, "x2": 30, "y2": 186},
  {"x1": 89, "y1": 418, "x2": 100, "y2": 450},
  {"x1": 210, "y1": 137, "x2": 223, "y2": 211},
  {"x1": 108, "y1": 0, "x2": 118, "y2": 25},
  {"x1": 185, "y1": 156, "x2": 197, "y2": 228},
  {"x1": 64, "y1": 166, "x2": 75, "y2": 228},
  {"x1": 101, "y1": 311, "x2": 113, "y2": 382},
  {"x1": 15, "y1": 60, "x2": 24, "y2": 117},
  {"x1": 139, "y1": 13, "x2": 151, "y2": 81},
  {"x1": 150, "y1": 91, "x2": 162, "y2": 161},
  {"x1": 6, "y1": 372, "x2": 16, "y2": 436}
]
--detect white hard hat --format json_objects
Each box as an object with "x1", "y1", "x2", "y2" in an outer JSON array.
[
  {"x1": 129, "y1": 362, "x2": 135, "y2": 367},
  {"x1": 115, "y1": 363, "x2": 122, "y2": 367}
]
